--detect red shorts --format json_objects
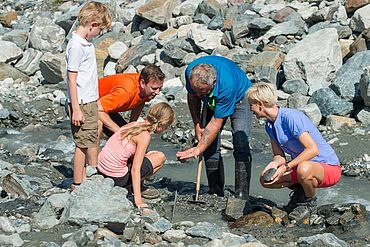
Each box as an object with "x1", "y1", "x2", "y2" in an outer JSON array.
[{"x1": 291, "y1": 163, "x2": 342, "y2": 188}]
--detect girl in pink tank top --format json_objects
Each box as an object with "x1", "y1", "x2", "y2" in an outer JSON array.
[{"x1": 97, "y1": 102, "x2": 175, "y2": 209}]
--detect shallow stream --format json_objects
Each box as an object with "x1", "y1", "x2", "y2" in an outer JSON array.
[{"x1": 1, "y1": 126, "x2": 370, "y2": 221}]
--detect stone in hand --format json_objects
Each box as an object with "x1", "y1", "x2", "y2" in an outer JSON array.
[{"x1": 263, "y1": 168, "x2": 277, "y2": 182}]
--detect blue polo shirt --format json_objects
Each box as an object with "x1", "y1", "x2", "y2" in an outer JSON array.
[
  {"x1": 185, "y1": 56, "x2": 251, "y2": 119},
  {"x1": 265, "y1": 107, "x2": 340, "y2": 165}
]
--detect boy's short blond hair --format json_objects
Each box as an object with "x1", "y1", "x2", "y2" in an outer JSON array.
[
  {"x1": 78, "y1": 1, "x2": 112, "y2": 30},
  {"x1": 246, "y1": 82, "x2": 277, "y2": 108}
]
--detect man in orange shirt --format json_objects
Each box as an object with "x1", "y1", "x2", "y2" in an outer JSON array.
[{"x1": 97, "y1": 64, "x2": 165, "y2": 137}]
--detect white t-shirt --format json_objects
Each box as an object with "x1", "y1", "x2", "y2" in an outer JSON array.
[{"x1": 66, "y1": 32, "x2": 98, "y2": 104}]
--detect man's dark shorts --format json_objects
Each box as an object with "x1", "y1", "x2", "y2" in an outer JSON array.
[{"x1": 97, "y1": 157, "x2": 153, "y2": 187}]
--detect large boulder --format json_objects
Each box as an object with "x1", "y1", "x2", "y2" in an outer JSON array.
[
  {"x1": 0, "y1": 63, "x2": 29, "y2": 82},
  {"x1": 309, "y1": 87, "x2": 353, "y2": 117},
  {"x1": 29, "y1": 17, "x2": 65, "y2": 53},
  {"x1": 136, "y1": 0, "x2": 181, "y2": 26},
  {"x1": 15, "y1": 48, "x2": 43, "y2": 75},
  {"x1": 332, "y1": 50, "x2": 370, "y2": 102},
  {"x1": 189, "y1": 25, "x2": 225, "y2": 53},
  {"x1": 116, "y1": 40, "x2": 158, "y2": 73},
  {"x1": 349, "y1": 4, "x2": 370, "y2": 32},
  {"x1": 284, "y1": 28, "x2": 342, "y2": 95},
  {"x1": 61, "y1": 175, "x2": 133, "y2": 226},
  {"x1": 39, "y1": 52, "x2": 66, "y2": 84},
  {"x1": 0, "y1": 40, "x2": 22, "y2": 63}
]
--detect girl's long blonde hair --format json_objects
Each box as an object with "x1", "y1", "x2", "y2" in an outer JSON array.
[{"x1": 120, "y1": 102, "x2": 175, "y2": 140}]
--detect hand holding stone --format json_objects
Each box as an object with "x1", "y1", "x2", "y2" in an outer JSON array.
[{"x1": 263, "y1": 168, "x2": 277, "y2": 182}]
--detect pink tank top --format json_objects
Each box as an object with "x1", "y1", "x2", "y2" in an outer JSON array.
[{"x1": 97, "y1": 125, "x2": 137, "y2": 177}]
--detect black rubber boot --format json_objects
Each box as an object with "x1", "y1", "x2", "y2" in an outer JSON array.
[
  {"x1": 205, "y1": 158, "x2": 225, "y2": 197},
  {"x1": 235, "y1": 155, "x2": 252, "y2": 200}
]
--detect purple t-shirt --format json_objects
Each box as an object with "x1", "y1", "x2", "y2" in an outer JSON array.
[{"x1": 265, "y1": 107, "x2": 339, "y2": 165}]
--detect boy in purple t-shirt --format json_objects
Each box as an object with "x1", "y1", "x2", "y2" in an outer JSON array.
[{"x1": 246, "y1": 82, "x2": 341, "y2": 221}]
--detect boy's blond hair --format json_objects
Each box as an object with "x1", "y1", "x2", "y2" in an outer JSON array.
[
  {"x1": 246, "y1": 82, "x2": 277, "y2": 108},
  {"x1": 78, "y1": 1, "x2": 112, "y2": 30}
]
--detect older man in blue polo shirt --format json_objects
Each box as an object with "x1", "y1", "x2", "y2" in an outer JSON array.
[{"x1": 176, "y1": 55, "x2": 253, "y2": 200}]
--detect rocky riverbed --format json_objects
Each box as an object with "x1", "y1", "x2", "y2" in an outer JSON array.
[{"x1": 1, "y1": 0, "x2": 370, "y2": 246}]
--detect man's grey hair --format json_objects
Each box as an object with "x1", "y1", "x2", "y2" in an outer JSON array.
[{"x1": 189, "y1": 64, "x2": 216, "y2": 88}]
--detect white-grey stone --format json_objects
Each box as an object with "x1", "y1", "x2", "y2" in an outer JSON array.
[
  {"x1": 282, "y1": 79, "x2": 309, "y2": 95},
  {"x1": 1, "y1": 29, "x2": 29, "y2": 50},
  {"x1": 39, "y1": 52, "x2": 66, "y2": 84},
  {"x1": 189, "y1": 25, "x2": 225, "y2": 53},
  {"x1": 277, "y1": 89, "x2": 290, "y2": 100},
  {"x1": 170, "y1": 15, "x2": 193, "y2": 28},
  {"x1": 162, "y1": 229, "x2": 187, "y2": 242},
  {"x1": 349, "y1": 4, "x2": 370, "y2": 32},
  {"x1": 13, "y1": 220, "x2": 31, "y2": 233},
  {"x1": 34, "y1": 192, "x2": 70, "y2": 229},
  {"x1": 62, "y1": 240, "x2": 78, "y2": 247},
  {"x1": 356, "y1": 107, "x2": 370, "y2": 125},
  {"x1": 298, "y1": 233, "x2": 349, "y2": 247},
  {"x1": 259, "y1": 3, "x2": 286, "y2": 17},
  {"x1": 0, "y1": 233, "x2": 24, "y2": 247},
  {"x1": 259, "y1": 20, "x2": 306, "y2": 43},
  {"x1": 141, "y1": 53, "x2": 156, "y2": 64},
  {"x1": 298, "y1": 103, "x2": 322, "y2": 126},
  {"x1": 53, "y1": 90, "x2": 66, "y2": 104},
  {"x1": 297, "y1": 5, "x2": 318, "y2": 21},
  {"x1": 61, "y1": 176, "x2": 133, "y2": 226},
  {"x1": 335, "y1": 5, "x2": 348, "y2": 23},
  {"x1": 288, "y1": 93, "x2": 310, "y2": 109},
  {"x1": 123, "y1": 65, "x2": 137, "y2": 73},
  {"x1": 104, "y1": 61, "x2": 117, "y2": 77},
  {"x1": 29, "y1": 17, "x2": 65, "y2": 53},
  {"x1": 0, "y1": 40, "x2": 23, "y2": 63},
  {"x1": 309, "y1": 3, "x2": 340, "y2": 23},
  {"x1": 178, "y1": 0, "x2": 203, "y2": 16},
  {"x1": 108, "y1": 41, "x2": 128, "y2": 60},
  {"x1": 164, "y1": 77, "x2": 183, "y2": 89},
  {"x1": 284, "y1": 28, "x2": 342, "y2": 95},
  {"x1": 185, "y1": 222, "x2": 223, "y2": 240},
  {"x1": 117, "y1": 8, "x2": 136, "y2": 25},
  {"x1": 177, "y1": 22, "x2": 201, "y2": 38},
  {"x1": 15, "y1": 48, "x2": 43, "y2": 75},
  {"x1": 146, "y1": 217, "x2": 172, "y2": 233},
  {"x1": 0, "y1": 216, "x2": 15, "y2": 233},
  {"x1": 136, "y1": 0, "x2": 181, "y2": 26},
  {"x1": 325, "y1": 115, "x2": 357, "y2": 131},
  {"x1": 0, "y1": 109, "x2": 10, "y2": 120}
]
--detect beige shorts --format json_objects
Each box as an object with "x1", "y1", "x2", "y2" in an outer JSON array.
[{"x1": 67, "y1": 101, "x2": 98, "y2": 148}]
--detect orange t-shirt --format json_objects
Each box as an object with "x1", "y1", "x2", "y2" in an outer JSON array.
[{"x1": 98, "y1": 73, "x2": 146, "y2": 113}]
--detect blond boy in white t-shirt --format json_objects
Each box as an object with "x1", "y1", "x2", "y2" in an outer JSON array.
[{"x1": 66, "y1": 1, "x2": 111, "y2": 190}]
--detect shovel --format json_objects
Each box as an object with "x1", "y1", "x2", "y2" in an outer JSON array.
[{"x1": 189, "y1": 104, "x2": 207, "y2": 205}]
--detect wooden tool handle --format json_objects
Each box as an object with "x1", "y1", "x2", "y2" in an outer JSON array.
[
  {"x1": 195, "y1": 154, "x2": 203, "y2": 201},
  {"x1": 194, "y1": 104, "x2": 207, "y2": 202}
]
